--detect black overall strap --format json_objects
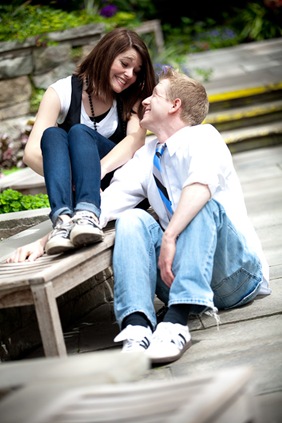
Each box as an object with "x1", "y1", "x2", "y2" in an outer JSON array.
[
  {"x1": 58, "y1": 75, "x2": 83, "y2": 133},
  {"x1": 109, "y1": 96, "x2": 127, "y2": 144}
]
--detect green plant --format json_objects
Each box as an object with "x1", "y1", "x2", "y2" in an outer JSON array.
[
  {"x1": 0, "y1": 4, "x2": 140, "y2": 43},
  {"x1": 0, "y1": 189, "x2": 50, "y2": 214},
  {"x1": 30, "y1": 87, "x2": 45, "y2": 114},
  {"x1": 232, "y1": 2, "x2": 282, "y2": 41}
]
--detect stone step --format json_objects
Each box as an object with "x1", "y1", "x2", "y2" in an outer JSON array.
[
  {"x1": 222, "y1": 121, "x2": 282, "y2": 153},
  {"x1": 208, "y1": 83, "x2": 282, "y2": 112},
  {"x1": 205, "y1": 98, "x2": 282, "y2": 132}
]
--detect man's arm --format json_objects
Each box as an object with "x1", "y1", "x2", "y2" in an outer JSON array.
[{"x1": 159, "y1": 183, "x2": 211, "y2": 287}]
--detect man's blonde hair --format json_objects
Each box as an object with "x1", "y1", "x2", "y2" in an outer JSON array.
[{"x1": 159, "y1": 67, "x2": 209, "y2": 125}]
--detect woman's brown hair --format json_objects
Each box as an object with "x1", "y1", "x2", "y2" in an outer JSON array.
[{"x1": 76, "y1": 28, "x2": 156, "y2": 120}]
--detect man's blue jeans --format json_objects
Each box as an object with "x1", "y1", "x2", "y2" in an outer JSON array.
[
  {"x1": 113, "y1": 201, "x2": 263, "y2": 329},
  {"x1": 41, "y1": 124, "x2": 116, "y2": 225}
]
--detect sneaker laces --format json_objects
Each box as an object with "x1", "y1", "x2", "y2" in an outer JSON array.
[
  {"x1": 49, "y1": 218, "x2": 73, "y2": 240},
  {"x1": 72, "y1": 211, "x2": 101, "y2": 228}
]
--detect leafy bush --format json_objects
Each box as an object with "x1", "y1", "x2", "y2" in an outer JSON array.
[
  {"x1": 0, "y1": 189, "x2": 49, "y2": 214},
  {"x1": 0, "y1": 4, "x2": 139, "y2": 43},
  {"x1": 232, "y1": 2, "x2": 282, "y2": 41}
]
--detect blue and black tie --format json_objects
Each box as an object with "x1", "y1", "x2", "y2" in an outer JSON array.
[{"x1": 153, "y1": 143, "x2": 173, "y2": 219}]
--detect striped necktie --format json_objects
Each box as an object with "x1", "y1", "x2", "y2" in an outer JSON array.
[{"x1": 153, "y1": 143, "x2": 173, "y2": 219}]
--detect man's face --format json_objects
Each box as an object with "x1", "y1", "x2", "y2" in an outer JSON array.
[{"x1": 140, "y1": 79, "x2": 171, "y2": 131}]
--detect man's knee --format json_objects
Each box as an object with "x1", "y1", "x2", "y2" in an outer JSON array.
[{"x1": 116, "y1": 209, "x2": 150, "y2": 231}]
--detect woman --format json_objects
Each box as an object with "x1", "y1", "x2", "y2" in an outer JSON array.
[{"x1": 24, "y1": 28, "x2": 156, "y2": 256}]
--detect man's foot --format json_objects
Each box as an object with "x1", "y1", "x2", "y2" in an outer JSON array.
[
  {"x1": 70, "y1": 211, "x2": 104, "y2": 247},
  {"x1": 114, "y1": 325, "x2": 152, "y2": 352},
  {"x1": 146, "y1": 322, "x2": 192, "y2": 364},
  {"x1": 45, "y1": 217, "x2": 74, "y2": 255}
]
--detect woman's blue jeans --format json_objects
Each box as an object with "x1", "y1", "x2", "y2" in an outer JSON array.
[
  {"x1": 113, "y1": 201, "x2": 263, "y2": 329},
  {"x1": 41, "y1": 124, "x2": 116, "y2": 225}
]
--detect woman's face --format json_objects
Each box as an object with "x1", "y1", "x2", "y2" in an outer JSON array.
[{"x1": 109, "y1": 48, "x2": 142, "y2": 93}]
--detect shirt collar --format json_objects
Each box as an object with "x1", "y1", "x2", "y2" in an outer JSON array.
[{"x1": 165, "y1": 126, "x2": 191, "y2": 157}]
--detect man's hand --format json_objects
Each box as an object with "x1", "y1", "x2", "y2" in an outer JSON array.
[
  {"x1": 158, "y1": 232, "x2": 177, "y2": 287},
  {"x1": 158, "y1": 183, "x2": 211, "y2": 287}
]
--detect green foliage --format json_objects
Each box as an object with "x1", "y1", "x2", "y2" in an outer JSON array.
[
  {"x1": 0, "y1": 4, "x2": 139, "y2": 43},
  {"x1": 162, "y1": 17, "x2": 241, "y2": 56},
  {"x1": 0, "y1": 189, "x2": 50, "y2": 214},
  {"x1": 110, "y1": 0, "x2": 156, "y2": 20},
  {"x1": 232, "y1": 2, "x2": 282, "y2": 41},
  {"x1": 30, "y1": 87, "x2": 45, "y2": 114}
]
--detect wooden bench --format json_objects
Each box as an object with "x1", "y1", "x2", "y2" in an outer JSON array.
[{"x1": 0, "y1": 221, "x2": 115, "y2": 357}]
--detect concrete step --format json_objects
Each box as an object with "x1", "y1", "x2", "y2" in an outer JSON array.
[
  {"x1": 221, "y1": 121, "x2": 282, "y2": 153},
  {"x1": 205, "y1": 81, "x2": 282, "y2": 151},
  {"x1": 205, "y1": 98, "x2": 282, "y2": 131},
  {"x1": 208, "y1": 83, "x2": 282, "y2": 112}
]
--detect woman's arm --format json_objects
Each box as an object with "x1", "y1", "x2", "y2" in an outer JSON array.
[
  {"x1": 100, "y1": 112, "x2": 146, "y2": 180},
  {"x1": 23, "y1": 87, "x2": 61, "y2": 176}
]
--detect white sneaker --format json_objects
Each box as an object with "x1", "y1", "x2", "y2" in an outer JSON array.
[
  {"x1": 70, "y1": 211, "x2": 104, "y2": 247},
  {"x1": 114, "y1": 325, "x2": 152, "y2": 353},
  {"x1": 45, "y1": 217, "x2": 75, "y2": 255},
  {"x1": 146, "y1": 322, "x2": 192, "y2": 364}
]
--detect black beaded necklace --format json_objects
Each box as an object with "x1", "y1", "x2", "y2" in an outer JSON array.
[{"x1": 86, "y1": 78, "x2": 97, "y2": 131}]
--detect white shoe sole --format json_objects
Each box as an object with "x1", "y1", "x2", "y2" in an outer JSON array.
[
  {"x1": 70, "y1": 225, "x2": 104, "y2": 247},
  {"x1": 147, "y1": 339, "x2": 192, "y2": 364},
  {"x1": 45, "y1": 238, "x2": 74, "y2": 255}
]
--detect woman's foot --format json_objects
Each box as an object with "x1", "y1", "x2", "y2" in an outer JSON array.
[
  {"x1": 70, "y1": 211, "x2": 104, "y2": 247},
  {"x1": 45, "y1": 217, "x2": 75, "y2": 255}
]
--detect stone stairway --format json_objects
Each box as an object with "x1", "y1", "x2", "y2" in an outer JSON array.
[
  {"x1": 204, "y1": 83, "x2": 282, "y2": 153},
  {"x1": 185, "y1": 37, "x2": 282, "y2": 153}
]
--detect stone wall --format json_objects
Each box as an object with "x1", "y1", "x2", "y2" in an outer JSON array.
[{"x1": 0, "y1": 23, "x2": 105, "y2": 138}]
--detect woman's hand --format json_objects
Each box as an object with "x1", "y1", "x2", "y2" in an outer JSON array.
[{"x1": 6, "y1": 235, "x2": 48, "y2": 263}]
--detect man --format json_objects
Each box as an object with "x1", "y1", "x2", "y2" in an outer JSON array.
[{"x1": 100, "y1": 67, "x2": 270, "y2": 364}]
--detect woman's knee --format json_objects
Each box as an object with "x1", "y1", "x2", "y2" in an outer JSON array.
[
  {"x1": 68, "y1": 124, "x2": 94, "y2": 140},
  {"x1": 41, "y1": 127, "x2": 67, "y2": 150},
  {"x1": 68, "y1": 124, "x2": 98, "y2": 154}
]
